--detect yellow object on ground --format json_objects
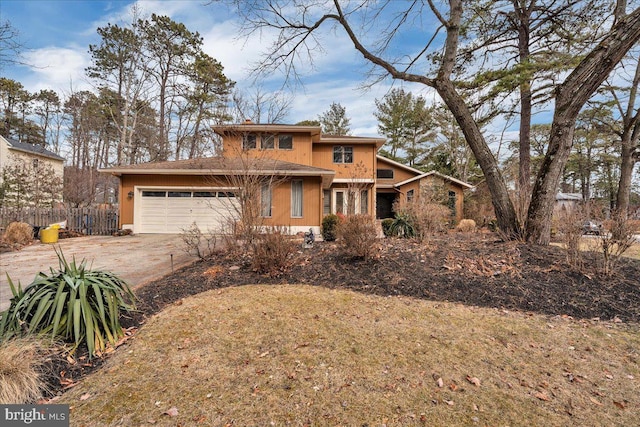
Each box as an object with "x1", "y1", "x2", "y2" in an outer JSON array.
[{"x1": 40, "y1": 228, "x2": 59, "y2": 244}]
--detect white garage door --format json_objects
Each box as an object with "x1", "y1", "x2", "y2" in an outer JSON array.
[{"x1": 138, "y1": 190, "x2": 238, "y2": 234}]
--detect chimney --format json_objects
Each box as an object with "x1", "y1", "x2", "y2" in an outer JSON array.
[{"x1": 244, "y1": 119, "x2": 253, "y2": 124}]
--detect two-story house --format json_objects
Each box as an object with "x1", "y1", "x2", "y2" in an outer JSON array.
[
  {"x1": 102, "y1": 121, "x2": 471, "y2": 234},
  {"x1": 0, "y1": 135, "x2": 65, "y2": 206}
]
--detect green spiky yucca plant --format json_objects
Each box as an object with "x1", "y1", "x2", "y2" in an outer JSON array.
[
  {"x1": 0, "y1": 248, "x2": 136, "y2": 358},
  {"x1": 389, "y1": 212, "x2": 417, "y2": 238}
]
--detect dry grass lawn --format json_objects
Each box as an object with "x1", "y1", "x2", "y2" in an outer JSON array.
[
  {"x1": 61, "y1": 285, "x2": 639, "y2": 426},
  {"x1": 552, "y1": 236, "x2": 640, "y2": 261}
]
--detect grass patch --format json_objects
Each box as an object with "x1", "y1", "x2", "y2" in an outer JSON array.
[
  {"x1": 61, "y1": 285, "x2": 639, "y2": 426},
  {"x1": 0, "y1": 338, "x2": 49, "y2": 403},
  {"x1": 552, "y1": 236, "x2": 640, "y2": 261}
]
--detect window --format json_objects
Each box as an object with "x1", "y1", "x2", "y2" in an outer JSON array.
[
  {"x1": 243, "y1": 133, "x2": 257, "y2": 150},
  {"x1": 360, "y1": 190, "x2": 368, "y2": 214},
  {"x1": 193, "y1": 191, "x2": 216, "y2": 197},
  {"x1": 335, "y1": 191, "x2": 344, "y2": 214},
  {"x1": 407, "y1": 189, "x2": 415, "y2": 203},
  {"x1": 377, "y1": 169, "x2": 394, "y2": 179},
  {"x1": 278, "y1": 134, "x2": 293, "y2": 150},
  {"x1": 291, "y1": 180, "x2": 303, "y2": 217},
  {"x1": 333, "y1": 146, "x2": 353, "y2": 163},
  {"x1": 218, "y1": 192, "x2": 236, "y2": 198},
  {"x1": 261, "y1": 184, "x2": 272, "y2": 217},
  {"x1": 262, "y1": 134, "x2": 275, "y2": 149},
  {"x1": 448, "y1": 190, "x2": 457, "y2": 218},
  {"x1": 323, "y1": 190, "x2": 331, "y2": 215},
  {"x1": 347, "y1": 190, "x2": 357, "y2": 215},
  {"x1": 168, "y1": 191, "x2": 191, "y2": 198},
  {"x1": 142, "y1": 191, "x2": 166, "y2": 197}
]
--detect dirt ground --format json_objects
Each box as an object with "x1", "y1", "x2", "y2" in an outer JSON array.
[{"x1": 38, "y1": 232, "x2": 640, "y2": 400}]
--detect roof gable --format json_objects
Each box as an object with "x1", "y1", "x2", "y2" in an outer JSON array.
[{"x1": 2, "y1": 135, "x2": 65, "y2": 162}]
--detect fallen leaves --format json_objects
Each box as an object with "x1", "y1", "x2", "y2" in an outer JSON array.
[
  {"x1": 535, "y1": 391, "x2": 551, "y2": 402},
  {"x1": 466, "y1": 376, "x2": 481, "y2": 387},
  {"x1": 163, "y1": 407, "x2": 179, "y2": 417}
]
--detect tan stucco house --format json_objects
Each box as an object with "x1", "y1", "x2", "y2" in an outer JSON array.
[
  {"x1": 0, "y1": 135, "x2": 65, "y2": 206},
  {"x1": 102, "y1": 122, "x2": 472, "y2": 234}
]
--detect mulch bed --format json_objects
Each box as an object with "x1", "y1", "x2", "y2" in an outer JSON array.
[
  {"x1": 43, "y1": 232, "x2": 640, "y2": 400},
  {"x1": 131, "y1": 232, "x2": 640, "y2": 324}
]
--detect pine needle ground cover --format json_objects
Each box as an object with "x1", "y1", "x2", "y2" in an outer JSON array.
[{"x1": 62, "y1": 285, "x2": 639, "y2": 426}]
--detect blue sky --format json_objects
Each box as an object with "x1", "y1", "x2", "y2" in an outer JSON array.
[{"x1": 1, "y1": 0, "x2": 444, "y2": 137}]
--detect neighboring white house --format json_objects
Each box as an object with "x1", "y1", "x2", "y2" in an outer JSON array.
[
  {"x1": 554, "y1": 192, "x2": 583, "y2": 215},
  {"x1": 0, "y1": 135, "x2": 65, "y2": 206}
]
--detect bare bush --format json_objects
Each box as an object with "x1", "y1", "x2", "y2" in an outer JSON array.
[
  {"x1": 456, "y1": 219, "x2": 476, "y2": 232},
  {"x1": 337, "y1": 214, "x2": 380, "y2": 260},
  {"x1": 180, "y1": 222, "x2": 218, "y2": 259},
  {"x1": 599, "y1": 216, "x2": 636, "y2": 276},
  {"x1": 2, "y1": 222, "x2": 34, "y2": 247},
  {"x1": 397, "y1": 201, "x2": 450, "y2": 242},
  {"x1": 556, "y1": 210, "x2": 585, "y2": 270},
  {"x1": 252, "y1": 226, "x2": 298, "y2": 276}
]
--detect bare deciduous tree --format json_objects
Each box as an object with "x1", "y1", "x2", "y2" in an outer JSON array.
[{"x1": 229, "y1": 0, "x2": 640, "y2": 244}]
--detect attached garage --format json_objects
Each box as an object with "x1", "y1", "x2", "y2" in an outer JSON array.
[
  {"x1": 136, "y1": 189, "x2": 238, "y2": 234},
  {"x1": 101, "y1": 156, "x2": 335, "y2": 234}
]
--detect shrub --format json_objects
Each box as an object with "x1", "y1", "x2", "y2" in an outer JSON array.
[
  {"x1": 557, "y1": 211, "x2": 585, "y2": 270},
  {"x1": 252, "y1": 227, "x2": 297, "y2": 276},
  {"x1": 0, "y1": 249, "x2": 136, "y2": 358},
  {"x1": 321, "y1": 214, "x2": 339, "y2": 241},
  {"x1": 3, "y1": 222, "x2": 34, "y2": 247},
  {"x1": 389, "y1": 212, "x2": 416, "y2": 238},
  {"x1": 337, "y1": 214, "x2": 380, "y2": 260},
  {"x1": 599, "y1": 216, "x2": 636, "y2": 276},
  {"x1": 181, "y1": 222, "x2": 218, "y2": 259},
  {"x1": 381, "y1": 218, "x2": 395, "y2": 237},
  {"x1": 0, "y1": 338, "x2": 48, "y2": 404},
  {"x1": 406, "y1": 202, "x2": 450, "y2": 241},
  {"x1": 456, "y1": 219, "x2": 476, "y2": 232}
]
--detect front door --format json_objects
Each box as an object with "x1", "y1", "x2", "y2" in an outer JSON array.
[{"x1": 376, "y1": 192, "x2": 396, "y2": 219}]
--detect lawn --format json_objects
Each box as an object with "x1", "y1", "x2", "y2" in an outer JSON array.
[
  {"x1": 61, "y1": 285, "x2": 639, "y2": 426},
  {"x1": 17, "y1": 232, "x2": 639, "y2": 425}
]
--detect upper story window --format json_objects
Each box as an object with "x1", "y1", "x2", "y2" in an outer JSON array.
[
  {"x1": 333, "y1": 146, "x2": 353, "y2": 163},
  {"x1": 377, "y1": 169, "x2": 394, "y2": 179},
  {"x1": 262, "y1": 134, "x2": 275, "y2": 150},
  {"x1": 278, "y1": 134, "x2": 293, "y2": 150},
  {"x1": 243, "y1": 134, "x2": 257, "y2": 150},
  {"x1": 242, "y1": 133, "x2": 293, "y2": 150}
]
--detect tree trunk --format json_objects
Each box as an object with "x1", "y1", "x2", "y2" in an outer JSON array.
[
  {"x1": 616, "y1": 131, "x2": 637, "y2": 218},
  {"x1": 526, "y1": 7, "x2": 640, "y2": 244},
  {"x1": 435, "y1": 78, "x2": 521, "y2": 238}
]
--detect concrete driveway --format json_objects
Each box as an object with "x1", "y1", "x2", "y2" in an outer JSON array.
[{"x1": 0, "y1": 234, "x2": 196, "y2": 312}]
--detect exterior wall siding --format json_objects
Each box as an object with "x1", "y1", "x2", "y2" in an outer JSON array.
[
  {"x1": 312, "y1": 144, "x2": 376, "y2": 180},
  {"x1": 222, "y1": 132, "x2": 314, "y2": 166},
  {"x1": 375, "y1": 158, "x2": 421, "y2": 185}
]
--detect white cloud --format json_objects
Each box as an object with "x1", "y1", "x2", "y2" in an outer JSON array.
[{"x1": 20, "y1": 46, "x2": 92, "y2": 94}]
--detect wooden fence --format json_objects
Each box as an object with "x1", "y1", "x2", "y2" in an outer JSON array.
[{"x1": 0, "y1": 207, "x2": 119, "y2": 236}]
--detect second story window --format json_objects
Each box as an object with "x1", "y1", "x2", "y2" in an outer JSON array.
[
  {"x1": 278, "y1": 134, "x2": 293, "y2": 150},
  {"x1": 377, "y1": 169, "x2": 394, "y2": 179},
  {"x1": 333, "y1": 146, "x2": 353, "y2": 163},
  {"x1": 243, "y1": 134, "x2": 257, "y2": 150},
  {"x1": 262, "y1": 134, "x2": 275, "y2": 149}
]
